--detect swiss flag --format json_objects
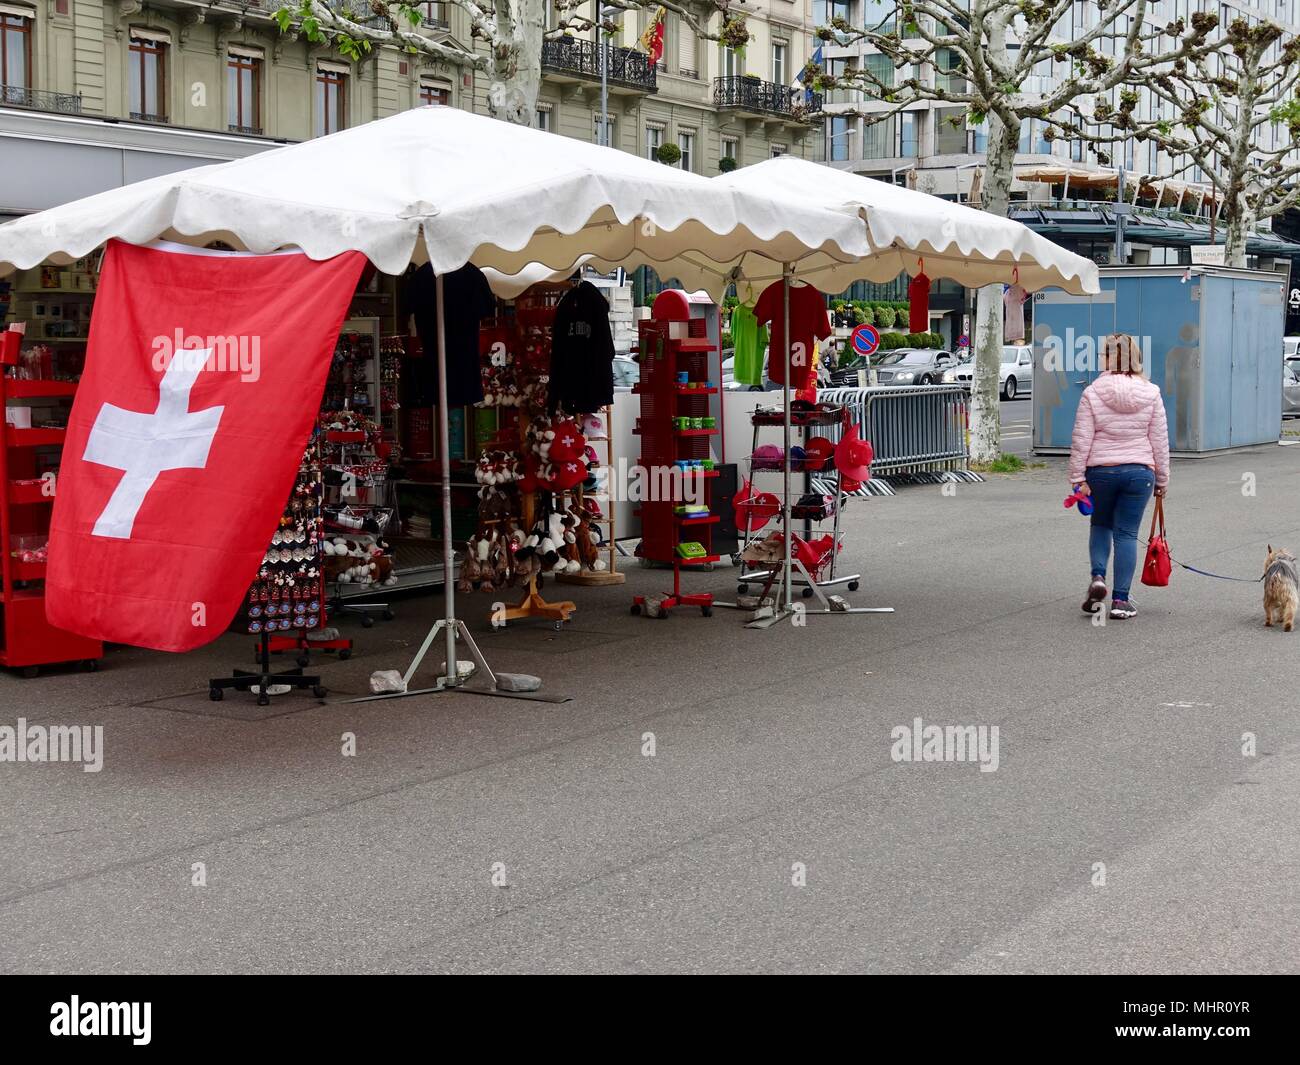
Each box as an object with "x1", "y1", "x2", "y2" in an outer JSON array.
[{"x1": 46, "y1": 240, "x2": 366, "y2": 652}]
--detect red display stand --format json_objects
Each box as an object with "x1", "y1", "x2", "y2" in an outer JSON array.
[
  {"x1": 630, "y1": 291, "x2": 723, "y2": 619},
  {"x1": 0, "y1": 330, "x2": 103, "y2": 675}
]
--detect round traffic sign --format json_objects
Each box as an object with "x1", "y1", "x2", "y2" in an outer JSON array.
[{"x1": 850, "y1": 324, "x2": 880, "y2": 357}]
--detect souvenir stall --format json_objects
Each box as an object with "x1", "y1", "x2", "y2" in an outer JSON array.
[{"x1": 0, "y1": 105, "x2": 1098, "y2": 693}]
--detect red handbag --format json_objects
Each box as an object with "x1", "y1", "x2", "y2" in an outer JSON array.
[{"x1": 1141, "y1": 496, "x2": 1172, "y2": 587}]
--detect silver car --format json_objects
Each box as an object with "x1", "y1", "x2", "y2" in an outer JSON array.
[
  {"x1": 873, "y1": 348, "x2": 956, "y2": 386},
  {"x1": 1284, "y1": 356, "x2": 1300, "y2": 416},
  {"x1": 944, "y1": 344, "x2": 1034, "y2": 399}
]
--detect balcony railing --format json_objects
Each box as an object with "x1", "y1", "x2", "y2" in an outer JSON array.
[
  {"x1": 228, "y1": 124, "x2": 264, "y2": 136},
  {"x1": 714, "y1": 76, "x2": 819, "y2": 119},
  {"x1": 1, "y1": 85, "x2": 83, "y2": 114},
  {"x1": 129, "y1": 111, "x2": 170, "y2": 125},
  {"x1": 541, "y1": 37, "x2": 657, "y2": 93}
]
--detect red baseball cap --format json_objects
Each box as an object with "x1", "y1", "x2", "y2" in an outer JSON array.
[
  {"x1": 804, "y1": 436, "x2": 835, "y2": 471},
  {"x1": 834, "y1": 426, "x2": 873, "y2": 483}
]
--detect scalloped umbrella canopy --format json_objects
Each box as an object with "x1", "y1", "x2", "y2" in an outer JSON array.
[
  {"x1": 0, "y1": 105, "x2": 873, "y2": 297},
  {"x1": 713, "y1": 156, "x2": 1100, "y2": 295}
]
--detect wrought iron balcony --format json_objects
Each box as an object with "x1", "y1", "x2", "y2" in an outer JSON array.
[
  {"x1": 714, "y1": 76, "x2": 819, "y2": 121},
  {"x1": 541, "y1": 37, "x2": 657, "y2": 94},
  {"x1": 228, "y1": 124, "x2": 264, "y2": 136},
  {"x1": 129, "y1": 111, "x2": 170, "y2": 125},
  {"x1": 0, "y1": 85, "x2": 83, "y2": 115}
]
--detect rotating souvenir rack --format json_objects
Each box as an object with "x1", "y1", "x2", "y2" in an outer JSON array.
[
  {"x1": 500, "y1": 285, "x2": 574, "y2": 628},
  {"x1": 630, "y1": 293, "x2": 723, "y2": 618},
  {"x1": 210, "y1": 435, "x2": 337, "y2": 705},
  {"x1": 736, "y1": 403, "x2": 861, "y2": 601}
]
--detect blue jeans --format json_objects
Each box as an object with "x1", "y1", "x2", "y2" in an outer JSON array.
[{"x1": 1085, "y1": 464, "x2": 1154, "y2": 601}]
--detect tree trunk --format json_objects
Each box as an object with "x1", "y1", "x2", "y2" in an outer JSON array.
[
  {"x1": 486, "y1": 0, "x2": 542, "y2": 125},
  {"x1": 969, "y1": 114, "x2": 1017, "y2": 463},
  {"x1": 1222, "y1": 193, "x2": 1252, "y2": 269}
]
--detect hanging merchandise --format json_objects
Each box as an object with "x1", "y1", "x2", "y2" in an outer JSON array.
[
  {"x1": 753, "y1": 280, "x2": 832, "y2": 391},
  {"x1": 730, "y1": 298, "x2": 768, "y2": 387},
  {"x1": 407, "y1": 262, "x2": 497, "y2": 407},
  {"x1": 547, "y1": 280, "x2": 616, "y2": 415},
  {"x1": 1003, "y1": 277, "x2": 1028, "y2": 343},
  {"x1": 908, "y1": 269, "x2": 931, "y2": 334}
]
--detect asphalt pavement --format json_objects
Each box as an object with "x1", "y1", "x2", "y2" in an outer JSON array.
[{"x1": 2, "y1": 441, "x2": 1298, "y2": 973}]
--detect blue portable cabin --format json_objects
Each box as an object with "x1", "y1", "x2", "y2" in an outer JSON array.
[{"x1": 1031, "y1": 265, "x2": 1286, "y2": 454}]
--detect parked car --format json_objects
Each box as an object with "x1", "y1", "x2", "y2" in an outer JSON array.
[
  {"x1": 612, "y1": 355, "x2": 640, "y2": 391},
  {"x1": 1284, "y1": 356, "x2": 1300, "y2": 416},
  {"x1": 1285, "y1": 336, "x2": 1300, "y2": 359},
  {"x1": 943, "y1": 344, "x2": 1034, "y2": 399},
  {"x1": 872, "y1": 348, "x2": 956, "y2": 386},
  {"x1": 722, "y1": 354, "x2": 777, "y2": 391}
]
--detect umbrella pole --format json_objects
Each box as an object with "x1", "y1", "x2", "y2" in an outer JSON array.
[
  {"x1": 435, "y1": 273, "x2": 459, "y2": 686},
  {"x1": 782, "y1": 263, "x2": 793, "y2": 612}
]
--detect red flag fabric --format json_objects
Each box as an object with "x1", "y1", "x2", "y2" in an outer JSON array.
[
  {"x1": 45, "y1": 240, "x2": 366, "y2": 652},
  {"x1": 639, "y1": 7, "x2": 666, "y2": 65}
]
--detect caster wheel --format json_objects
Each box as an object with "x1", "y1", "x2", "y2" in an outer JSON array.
[
  {"x1": 209, "y1": 687, "x2": 223, "y2": 701},
  {"x1": 297, "y1": 655, "x2": 310, "y2": 669},
  {"x1": 737, "y1": 584, "x2": 749, "y2": 595},
  {"x1": 361, "y1": 615, "x2": 374, "y2": 628},
  {"x1": 79, "y1": 659, "x2": 99, "y2": 672},
  {"x1": 848, "y1": 581, "x2": 860, "y2": 592},
  {"x1": 313, "y1": 685, "x2": 327, "y2": 699},
  {"x1": 631, "y1": 603, "x2": 642, "y2": 615},
  {"x1": 257, "y1": 695, "x2": 270, "y2": 707},
  {"x1": 383, "y1": 609, "x2": 395, "y2": 621},
  {"x1": 338, "y1": 648, "x2": 352, "y2": 660},
  {"x1": 801, "y1": 587, "x2": 814, "y2": 599},
  {"x1": 657, "y1": 609, "x2": 669, "y2": 619},
  {"x1": 553, "y1": 620, "x2": 563, "y2": 631},
  {"x1": 701, "y1": 606, "x2": 713, "y2": 617},
  {"x1": 730, "y1": 553, "x2": 742, "y2": 566},
  {"x1": 20, "y1": 666, "x2": 38, "y2": 679}
]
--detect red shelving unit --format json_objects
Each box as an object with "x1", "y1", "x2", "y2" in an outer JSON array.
[
  {"x1": 0, "y1": 331, "x2": 103, "y2": 675},
  {"x1": 630, "y1": 291, "x2": 724, "y2": 619}
]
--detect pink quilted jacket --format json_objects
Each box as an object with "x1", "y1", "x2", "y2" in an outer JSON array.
[{"x1": 1068, "y1": 373, "x2": 1170, "y2": 488}]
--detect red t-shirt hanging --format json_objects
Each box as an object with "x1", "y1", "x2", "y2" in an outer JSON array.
[
  {"x1": 908, "y1": 272, "x2": 931, "y2": 334},
  {"x1": 753, "y1": 280, "x2": 832, "y2": 390}
]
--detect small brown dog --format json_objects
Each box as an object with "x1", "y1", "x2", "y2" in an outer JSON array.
[{"x1": 1263, "y1": 545, "x2": 1298, "y2": 631}]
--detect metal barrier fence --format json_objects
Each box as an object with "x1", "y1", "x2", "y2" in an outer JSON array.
[{"x1": 818, "y1": 385, "x2": 972, "y2": 483}]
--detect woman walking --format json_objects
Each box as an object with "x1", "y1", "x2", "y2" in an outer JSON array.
[{"x1": 1068, "y1": 334, "x2": 1170, "y2": 619}]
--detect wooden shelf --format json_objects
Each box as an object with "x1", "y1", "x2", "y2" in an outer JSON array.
[
  {"x1": 675, "y1": 514, "x2": 719, "y2": 526},
  {"x1": 674, "y1": 427, "x2": 718, "y2": 438},
  {"x1": 4, "y1": 379, "x2": 78, "y2": 398},
  {"x1": 5, "y1": 426, "x2": 66, "y2": 447},
  {"x1": 8, "y1": 480, "x2": 54, "y2": 505}
]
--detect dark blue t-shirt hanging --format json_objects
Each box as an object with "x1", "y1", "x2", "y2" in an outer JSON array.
[
  {"x1": 547, "y1": 280, "x2": 616, "y2": 415},
  {"x1": 408, "y1": 262, "x2": 496, "y2": 407}
]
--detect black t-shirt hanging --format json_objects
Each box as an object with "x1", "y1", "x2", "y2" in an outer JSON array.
[
  {"x1": 547, "y1": 281, "x2": 615, "y2": 415},
  {"x1": 408, "y1": 262, "x2": 496, "y2": 407}
]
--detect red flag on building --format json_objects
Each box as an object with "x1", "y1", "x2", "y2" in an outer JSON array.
[
  {"x1": 45, "y1": 240, "x2": 365, "y2": 652},
  {"x1": 639, "y1": 6, "x2": 667, "y2": 65}
]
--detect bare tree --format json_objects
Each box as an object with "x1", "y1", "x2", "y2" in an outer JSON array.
[
  {"x1": 1056, "y1": 17, "x2": 1300, "y2": 268},
  {"x1": 813, "y1": 1, "x2": 1219, "y2": 462},
  {"x1": 274, "y1": 1, "x2": 752, "y2": 126}
]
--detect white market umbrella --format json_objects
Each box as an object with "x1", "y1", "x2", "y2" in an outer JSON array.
[
  {"x1": 0, "y1": 105, "x2": 870, "y2": 294},
  {"x1": 0, "y1": 107, "x2": 876, "y2": 690}
]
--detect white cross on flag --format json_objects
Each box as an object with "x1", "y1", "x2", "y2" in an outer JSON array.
[{"x1": 46, "y1": 240, "x2": 365, "y2": 652}]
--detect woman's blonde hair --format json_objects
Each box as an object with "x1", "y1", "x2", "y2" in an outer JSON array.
[{"x1": 1101, "y1": 333, "x2": 1143, "y2": 375}]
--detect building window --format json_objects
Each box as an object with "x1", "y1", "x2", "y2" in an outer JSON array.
[
  {"x1": 227, "y1": 52, "x2": 261, "y2": 134},
  {"x1": 827, "y1": 115, "x2": 851, "y2": 162},
  {"x1": 535, "y1": 105, "x2": 551, "y2": 131},
  {"x1": 0, "y1": 11, "x2": 32, "y2": 91},
  {"x1": 721, "y1": 46, "x2": 740, "y2": 78},
  {"x1": 678, "y1": 129, "x2": 695, "y2": 171},
  {"x1": 593, "y1": 112, "x2": 614, "y2": 146},
  {"x1": 315, "y1": 66, "x2": 347, "y2": 137},
  {"x1": 128, "y1": 33, "x2": 168, "y2": 121},
  {"x1": 418, "y1": 1, "x2": 447, "y2": 25},
  {"x1": 899, "y1": 111, "x2": 919, "y2": 157},
  {"x1": 677, "y1": 15, "x2": 697, "y2": 77},
  {"x1": 772, "y1": 41, "x2": 787, "y2": 85},
  {"x1": 646, "y1": 124, "x2": 663, "y2": 160},
  {"x1": 721, "y1": 135, "x2": 738, "y2": 162},
  {"x1": 419, "y1": 79, "x2": 449, "y2": 106},
  {"x1": 771, "y1": 143, "x2": 786, "y2": 158}
]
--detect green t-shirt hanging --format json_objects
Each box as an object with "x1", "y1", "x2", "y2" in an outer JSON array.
[{"x1": 731, "y1": 303, "x2": 768, "y2": 387}]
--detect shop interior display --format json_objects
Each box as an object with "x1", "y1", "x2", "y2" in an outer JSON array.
[
  {"x1": 630, "y1": 291, "x2": 724, "y2": 619},
  {"x1": 0, "y1": 325, "x2": 103, "y2": 675}
]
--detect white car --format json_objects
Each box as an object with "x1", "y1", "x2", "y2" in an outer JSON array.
[
  {"x1": 943, "y1": 344, "x2": 1034, "y2": 400},
  {"x1": 1285, "y1": 336, "x2": 1300, "y2": 359}
]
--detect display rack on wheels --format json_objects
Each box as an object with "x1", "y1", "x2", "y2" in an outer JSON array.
[
  {"x1": 0, "y1": 327, "x2": 103, "y2": 675},
  {"x1": 630, "y1": 292, "x2": 724, "y2": 619},
  {"x1": 737, "y1": 404, "x2": 861, "y2": 599}
]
